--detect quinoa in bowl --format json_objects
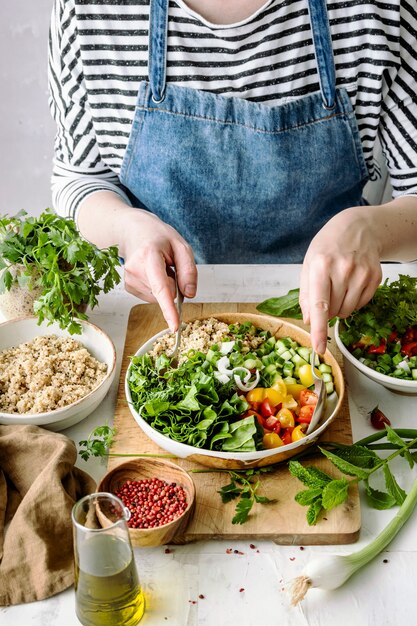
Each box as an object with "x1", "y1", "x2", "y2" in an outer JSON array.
[{"x1": 0, "y1": 334, "x2": 107, "y2": 414}]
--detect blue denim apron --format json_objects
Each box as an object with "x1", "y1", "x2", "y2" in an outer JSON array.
[{"x1": 119, "y1": 0, "x2": 369, "y2": 263}]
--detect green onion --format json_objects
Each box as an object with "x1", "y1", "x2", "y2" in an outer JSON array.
[{"x1": 291, "y1": 473, "x2": 417, "y2": 604}]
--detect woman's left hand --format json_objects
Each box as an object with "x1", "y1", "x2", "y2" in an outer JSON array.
[{"x1": 299, "y1": 206, "x2": 382, "y2": 354}]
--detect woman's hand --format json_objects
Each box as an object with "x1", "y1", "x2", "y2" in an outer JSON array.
[
  {"x1": 122, "y1": 209, "x2": 197, "y2": 331},
  {"x1": 77, "y1": 192, "x2": 197, "y2": 331},
  {"x1": 299, "y1": 206, "x2": 383, "y2": 354}
]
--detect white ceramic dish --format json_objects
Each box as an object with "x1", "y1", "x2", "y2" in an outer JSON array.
[
  {"x1": 125, "y1": 313, "x2": 344, "y2": 469},
  {"x1": 0, "y1": 316, "x2": 116, "y2": 431},
  {"x1": 335, "y1": 319, "x2": 417, "y2": 394}
]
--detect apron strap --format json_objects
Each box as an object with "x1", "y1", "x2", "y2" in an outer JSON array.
[
  {"x1": 149, "y1": 0, "x2": 336, "y2": 110},
  {"x1": 307, "y1": 0, "x2": 336, "y2": 110},
  {"x1": 148, "y1": 0, "x2": 169, "y2": 103}
]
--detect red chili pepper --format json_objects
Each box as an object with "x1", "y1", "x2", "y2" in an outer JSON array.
[
  {"x1": 367, "y1": 339, "x2": 386, "y2": 354},
  {"x1": 401, "y1": 341, "x2": 417, "y2": 357},
  {"x1": 369, "y1": 406, "x2": 391, "y2": 430}
]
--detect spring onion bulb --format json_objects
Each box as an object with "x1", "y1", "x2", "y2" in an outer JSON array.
[
  {"x1": 219, "y1": 340, "x2": 235, "y2": 355},
  {"x1": 291, "y1": 473, "x2": 417, "y2": 605},
  {"x1": 234, "y1": 369, "x2": 260, "y2": 391},
  {"x1": 216, "y1": 357, "x2": 260, "y2": 390}
]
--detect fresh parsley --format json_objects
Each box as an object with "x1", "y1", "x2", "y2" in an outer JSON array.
[
  {"x1": 217, "y1": 467, "x2": 276, "y2": 524},
  {"x1": 79, "y1": 424, "x2": 116, "y2": 461},
  {"x1": 0, "y1": 209, "x2": 121, "y2": 334}
]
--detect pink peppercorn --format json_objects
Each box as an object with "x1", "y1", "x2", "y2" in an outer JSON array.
[{"x1": 115, "y1": 477, "x2": 188, "y2": 529}]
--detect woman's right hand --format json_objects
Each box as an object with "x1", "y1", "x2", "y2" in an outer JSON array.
[
  {"x1": 122, "y1": 208, "x2": 197, "y2": 331},
  {"x1": 77, "y1": 193, "x2": 197, "y2": 331}
]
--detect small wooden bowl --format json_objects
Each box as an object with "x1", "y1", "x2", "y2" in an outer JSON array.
[{"x1": 97, "y1": 458, "x2": 196, "y2": 547}]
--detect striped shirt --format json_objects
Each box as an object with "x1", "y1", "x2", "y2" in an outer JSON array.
[{"x1": 48, "y1": 0, "x2": 417, "y2": 219}]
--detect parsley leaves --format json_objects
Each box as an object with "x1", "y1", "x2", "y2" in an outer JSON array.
[{"x1": 0, "y1": 209, "x2": 121, "y2": 334}]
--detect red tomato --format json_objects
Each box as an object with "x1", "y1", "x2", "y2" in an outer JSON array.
[
  {"x1": 299, "y1": 389, "x2": 318, "y2": 407},
  {"x1": 260, "y1": 397, "x2": 275, "y2": 418},
  {"x1": 245, "y1": 409, "x2": 267, "y2": 429},
  {"x1": 281, "y1": 428, "x2": 293, "y2": 445},
  {"x1": 369, "y1": 406, "x2": 391, "y2": 430},
  {"x1": 298, "y1": 405, "x2": 315, "y2": 423},
  {"x1": 265, "y1": 416, "x2": 281, "y2": 433}
]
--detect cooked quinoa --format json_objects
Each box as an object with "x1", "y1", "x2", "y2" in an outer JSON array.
[
  {"x1": 0, "y1": 334, "x2": 107, "y2": 414},
  {"x1": 149, "y1": 317, "x2": 264, "y2": 364}
]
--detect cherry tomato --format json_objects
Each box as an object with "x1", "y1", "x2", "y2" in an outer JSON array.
[
  {"x1": 292, "y1": 424, "x2": 307, "y2": 442},
  {"x1": 369, "y1": 406, "x2": 391, "y2": 430},
  {"x1": 281, "y1": 428, "x2": 293, "y2": 445},
  {"x1": 299, "y1": 389, "x2": 318, "y2": 407},
  {"x1": 277, "y1": 408, "x2": 295, "y2": 428},
  {"x1": 260, "y1": 397, "x2": 275, "y2": 418},
  {"x1": 265, "y1": 416, "x2": 281, "y2": 433},
  {"x1": 245, "y1": 409, "x2": 267, "y2": 429},
  {"x1": 246, "y1": 388, "x2": 265, "y2": 403},
  {"x1": 263, "y1": 432, "x2": 283, "y2": 449},
  {"x1": 284, "y1": 382, "x2": 306, "y2": 402},
  {"x1": 298, "y1": 404, "x2": 315, "y2": 423}
]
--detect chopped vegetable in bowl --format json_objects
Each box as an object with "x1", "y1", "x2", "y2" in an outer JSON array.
[
  {"x1": 336, "y1": 275, "x2": 417, "y2": 382},
  {"x1": 126, "y1": 318, "x2": 338, "y2": 455}
]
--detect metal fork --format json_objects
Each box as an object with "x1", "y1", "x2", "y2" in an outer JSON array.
[
  {"x1": 166, "y1": 272, "x2": 184, "y2": 369},
  {"x1": 306, "y1": 348, "x2": 328, "y2": 435}
]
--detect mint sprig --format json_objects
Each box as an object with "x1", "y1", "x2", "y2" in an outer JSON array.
[{"x1": 290, "y1": 425, "x2": 417, "y2": 525}]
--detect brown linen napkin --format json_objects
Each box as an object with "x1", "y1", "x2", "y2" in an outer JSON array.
[{"x1": 0, "y1": 424, "x2": 96, "y2": 606}]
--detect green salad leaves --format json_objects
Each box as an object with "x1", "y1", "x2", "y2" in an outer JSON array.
[{"x1": 127, "y1": 349, "x2": 261, "y2": 453}]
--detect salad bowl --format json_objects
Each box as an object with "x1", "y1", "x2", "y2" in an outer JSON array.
[
  {"x1": 125, "y1": 313, "x2": 345, "y2": 468},
  {"x1": 335, "y1": 320, "x2": 417, "y2": 394}
]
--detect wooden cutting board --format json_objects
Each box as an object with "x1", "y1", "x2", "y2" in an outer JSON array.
[{"x1": 108, "y1": 303, "x2": 361, "y2": 545}]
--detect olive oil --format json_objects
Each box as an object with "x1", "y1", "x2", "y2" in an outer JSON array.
[{"x1": 74, "y1": 534, "x2": 145, "y2": 626}]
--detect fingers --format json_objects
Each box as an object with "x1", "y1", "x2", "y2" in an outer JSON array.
[
  {"x1": 124, "y1": 229, "x2": 197, "y2": 332},
  {"x1": 300, "y1": 259, "x2": 331, "y2": 354},
  {"x1": 300, "y1": 253, "x2": 382, "y2": 354},
  {"x1": 171, "y1": 239, "x2": 198, "y2": 299},
  {"x1": 145, "y1": 249, "x2": 180, "y2": 332}
]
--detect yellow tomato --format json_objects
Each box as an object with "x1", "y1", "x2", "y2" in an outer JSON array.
[
  {"x1": 298, "y1": 364, "x2": 321, "y2": 388},
  {"x1": 282, "y1": 394, "x2": 298, "y2": 410},
  {"x1": 246, "y1": 387, "x2": 265, "y2": 403},
  {"x1": 246, "y1": 387, "x2": 284, "y2": 406},
  {"x1": 284, "y1": 382, "x2": 306, "y2": 401},
  {"x1": 263, "y1": 432, "x2": 284, "y2": 449},
  {"x1": 277, "y1": 408, "x2": 295, "y2": 428},
  {"x1": 264, "y1": 387, "x2": 285, "y2": 407},
  {"x1": 291, "y1": 424, "x2": 307, "y2": 442}
]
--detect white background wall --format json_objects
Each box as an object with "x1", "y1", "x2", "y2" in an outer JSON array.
[{"x1": 0, "y1": 1, "x2": 55, "y2": 217}]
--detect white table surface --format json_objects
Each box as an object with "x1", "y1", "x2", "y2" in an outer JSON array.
[{"x1": 1, "y1": 263, "x2": 417, "y2": 626}]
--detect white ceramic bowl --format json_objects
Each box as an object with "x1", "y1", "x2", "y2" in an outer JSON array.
[
  {"x1": 0, "y1": 316, "x2": 116, "y2": 430},
  {"x1": 125, "y1": 313, "x2": 345, "y2": 469},
  {"x1": 334, "y1": 320, "x2": 417, "y2": 394}
]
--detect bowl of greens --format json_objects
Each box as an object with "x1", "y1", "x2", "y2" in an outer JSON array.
[
  {"x1": 334, "y1": 275, "x2": 417, "y2": 394},
  {"x1": 125, "y1": 313, "x2": 344, "y2": 468}
]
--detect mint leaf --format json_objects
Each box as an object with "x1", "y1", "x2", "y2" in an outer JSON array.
[
  {"x1": 306, "y1": 499, "x2": 323, "y2": 526},
  {"x1": 321, "y1": 479, "x2": 350, "y2": 510},
  {"x1": 386, "y1": 425, "x2": 415, "y2": 468},
  {"x1": 289, "y1": 461, "x2": 333, "y2": 487},
  {"x1": 319, "y1": 447, "x2": 371, "y2": 479},
  {"x1": 295, "y1": 487, "x2": 323, "y2": 506},
  {"x1": 383, "y1": 465, "x2": 407, "y2": 505},
  {"x1": 365, "y1": 484, "x2": 397, "y2": 510}
]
